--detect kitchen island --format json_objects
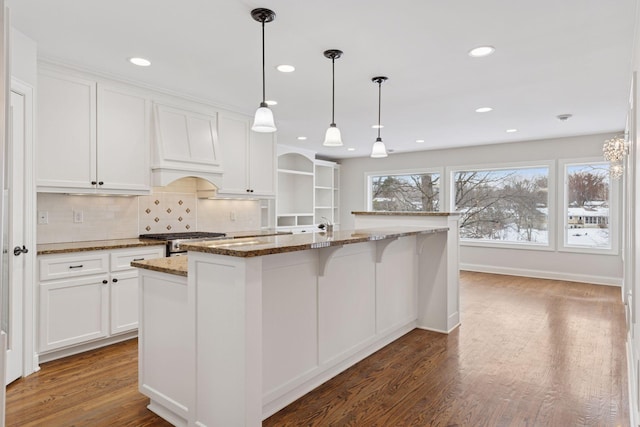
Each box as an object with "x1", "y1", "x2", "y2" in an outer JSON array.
[{"x1": 133, "y1": 225, "x2": 458, "y2": 426}]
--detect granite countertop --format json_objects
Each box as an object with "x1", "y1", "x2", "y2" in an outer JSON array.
[
  {"x1": 37, "y1": 238, "x2": 167, "y2": 255},
  {"x1": 36, "y1": 230, "x2": 292, "y2": 255},
  {"x1": 351, "y1": 211, "x2": 460, "y2": 216},
  {"x1": 132, "y1": 256, "x2": 188, "y2": 277},
  {"x1": 180, "y1": 226, "x2": 448, "y2": 258}
]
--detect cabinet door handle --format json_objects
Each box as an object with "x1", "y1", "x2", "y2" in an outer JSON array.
[
  {"x1": 133, "y1": 258, "x2": 144, "y2": 261},
  {"x1": 69, "y1": 265, "x2": 84, "y2": 269},
  {"x1": 102, "y1": 280, "x2": 108, "y2": 284},
  {"x1": 112, "y1": 278, "x2": 118, "y2": 283},
  {"x1": 98, "y1": 181, "x2": 104, "y2": 186},
  {"x1": 91, "y1": 181, "x2": 97, "y2": 185},
  {"x1": 250, "y1": 189, "x2": 254, "y2": 193}
]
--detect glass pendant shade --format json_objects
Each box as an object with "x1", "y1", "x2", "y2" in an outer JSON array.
[
  {"x1": 252, "y1": 103, "x2": 276, "y2": 133},
  {"x1": 370, "y1": 137, "x2": 388, "y2": 158},
  {"x1": 323, "y1": 124, "x2": 343, "y2": 146}
]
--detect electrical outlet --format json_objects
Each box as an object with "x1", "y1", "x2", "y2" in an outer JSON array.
[
  {"x1": 73, "y1": 209, "x2": 84, "y2": 223},
  {"x1": 230, "y1": 211, "x2": 237, "y2": 221},
  {"x1": 38, "y1": 211, "x2": 48, "y2": 225}
]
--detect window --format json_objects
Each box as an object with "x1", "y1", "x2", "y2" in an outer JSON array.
[
  {"x1": 368, "y1": 171, "x2": 441, "y2": 211},
  {"x1": 562, "y1": 161, "x2": 613, "y2": 251},
  {"x1": 452, "y1": 166, "x2": 550, "y2": 245}
]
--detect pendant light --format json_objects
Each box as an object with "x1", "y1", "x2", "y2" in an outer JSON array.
[
  {"x1": 370, "y1": 76, "x2": 388, "y2": 158},
  {"x1": 323, "y1": 49, "x2": 343, "y2": 146},
  {"x1": 251, "y1": 8, "x2": 277, "y2": 133}
]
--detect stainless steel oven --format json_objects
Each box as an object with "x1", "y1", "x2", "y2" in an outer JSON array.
[{"x1": 139, "y1": 232, "x2": 227, "y2": 256}]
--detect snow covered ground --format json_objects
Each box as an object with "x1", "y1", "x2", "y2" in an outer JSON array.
[{"x1": 462, "y1": 225, "x2": 610, "y2": 248}]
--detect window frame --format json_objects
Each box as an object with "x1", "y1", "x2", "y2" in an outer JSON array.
[
  {"x1": 447, "y1": 160, "x2": 556, "y2": 251},
  {"x1": 558, "y1": 157, "x2": 620, "y2": 255},
  {"x1": 365, "y1": 167, "x2": 445, "y2": 212}
]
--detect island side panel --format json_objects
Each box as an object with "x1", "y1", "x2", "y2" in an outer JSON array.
[
  {"x1": 317, "y1": 242, "x2": 377, "y2": 365},
  {"x1": 190, "y1": 253, "x2": 263, "y2": 427},
  {"x1": 353, "y1": 214, "x2": 460, "y2": 333},
  {"x1": 138, "y1": 269, "x2": 191, "y2": 426},
  {"x1": 375, "y1": 236, "x2": 418, "y2": 335},
  {"x1": 262, "y1": 250, "x2": 319, "y2": 401},
  {"x1": 261, "y1": 240, "x2": 419, "y2": 418}
]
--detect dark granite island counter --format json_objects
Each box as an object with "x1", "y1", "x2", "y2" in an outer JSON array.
[{"x1": 134, "y1": 225, "x2": 458, "y2": 426}]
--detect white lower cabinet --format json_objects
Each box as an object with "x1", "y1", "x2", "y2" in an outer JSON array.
[
  {"x1": 39, "y1": 274, "x2": 110, "y2": 352},
  {"x1": 110, "y1": 270, "x2": 140, "y2": 335},
  {"x1": 38, "y1": 245, "x2": 165, "y2": 356}
]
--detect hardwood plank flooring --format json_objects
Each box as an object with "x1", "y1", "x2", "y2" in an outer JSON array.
[
  {"x1": 5, "y1": 339, "x2": 171, "y2": 427},
  {"x1": 6, "y1": 272, "x2": 629, "y2": 426}
]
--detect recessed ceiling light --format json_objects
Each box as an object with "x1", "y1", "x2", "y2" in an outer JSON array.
[
  {"x1": 475, "y1": 107, "x2": 493, "y2": 113},
  {"x1": 276, "y1": 64, "x2": 295, "y2": 72},
  {"x1": 265, "y1": 100, "x2": 278, "y2": 106},
  {"x1": 468, "y1": 46, "x2": 495, "y2": 58},
  {"x1": 416, "y1": 139, "x2": 425, "y2": 143},
  {"x1": 297, "y1": 136, "x2": 307, "y2": 140},
  {"x1": 506, "y1": 129, "x2": 518, "y2": 133},
  {"x1": 371, "y1": 124, "x2": 384, "y2": 129},
  {"x1": 347, "y1": 147, "x2": 356, "y2": 151},
  {"x1": 128, "y1": 57, "x2": 151, "y2": 67}
]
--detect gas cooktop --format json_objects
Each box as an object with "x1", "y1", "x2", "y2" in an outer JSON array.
[{"x1": 140, "y1": 232, "x2": 226, "y2": 240}]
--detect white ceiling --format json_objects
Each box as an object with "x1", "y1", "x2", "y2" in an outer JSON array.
[{"x1": 10, "y1": 0, "x2": 638, "y2": 160}]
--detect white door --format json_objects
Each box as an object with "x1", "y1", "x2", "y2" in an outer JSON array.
[{"x1": 3, "y1": 90, "x2": 26, "y2": 384}]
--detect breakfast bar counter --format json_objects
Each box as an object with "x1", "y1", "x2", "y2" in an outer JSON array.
[{"x1": 134, "y1": 224, "x2": 459, "y2": 427}]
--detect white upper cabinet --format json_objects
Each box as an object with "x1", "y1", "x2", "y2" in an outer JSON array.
[
  {"x1": 37, "y1": 71, "x2": 96, "y2": 190},
  {"x1": 151, "y1": 102, "x2": 224, "y2": 186},
  {"x1": 36, "y1": 67, "x2": 151, "y2": 194},
  {"x1": 217, "y1": 112, "x2": 275, "y2": 197},
  {"x1": 97, "y1": 85, "x2": 150, "y2": 192}
]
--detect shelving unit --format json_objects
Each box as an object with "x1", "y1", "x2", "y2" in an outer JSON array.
[
  {"x1": 277, "y1": 152, "x2": 315, "y2": 231},
  {"x1": 277, "y1": 149, "x2": 340, "y2": 233},
  {"x1": 315, "y1": 160, "x2": 340, "y2": 228}
]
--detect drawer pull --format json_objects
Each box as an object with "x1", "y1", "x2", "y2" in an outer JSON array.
[
  {"x1": 69, "y1": 265, "x2": 84, "y2": 269},
  {"x1": 102, "y1": 280, "x2": 108, "y2": 284},
  {"x1": 133, "y1": 258, "x2": 144, "y2": 261}
]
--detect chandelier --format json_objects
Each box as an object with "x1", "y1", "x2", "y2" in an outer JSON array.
[
  {"x1": 602, "y1": 135, "x2": 627, "y2": 162},
  {"x1": 602, "y1": 134, "x2": 628, "y2": 179}
]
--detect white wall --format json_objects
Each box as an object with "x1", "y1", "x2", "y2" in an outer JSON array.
[
  {"x1": 339, "y1": 133, "x2": 623, "y2": 285},
  {"x1": 10, "y1": 28, "x2": 36, "y2": 86}
]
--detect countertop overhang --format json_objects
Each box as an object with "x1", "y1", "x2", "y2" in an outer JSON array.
[
  {"x1": 351, "y1": 211, "x2": 461, "y2": 217},
  {"x1": 179, "y1": 226, "x2": 448, "y2": 258}
]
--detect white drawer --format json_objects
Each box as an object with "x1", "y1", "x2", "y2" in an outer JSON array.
[
  {"x1": 110, "y1": 246, "x2": 165, "y2": 272},
  {"x1": 39, "y1": 253, "x2": 109, "y2": 281}
]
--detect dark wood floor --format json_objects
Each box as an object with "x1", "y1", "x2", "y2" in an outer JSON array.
[{"x1": 6, "y1": 272, "x2": 629, "y2": 426}]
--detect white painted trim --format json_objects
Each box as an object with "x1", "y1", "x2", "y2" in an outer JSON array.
[
  {"x1": 557, "y1": 157, "x2": 620, "y2": 255},
  {"x1": 627, "y1": 333, "x2": 638, "y2": 427},
  {"x1": 460, "y1": 264, "x2": 622, "y2": 287},
  {"x1": 10, "y1": 78, "x2": 36, "y2": 377},
  {"x1": 364, "y1": 167, "x2": 444, "y2": 212},
  {"x1": 37, "y1": 331, "x2": 137, "y2": 364},
  {"x1": 446, "y1": 159, "x2": 557, "y2": 250}
]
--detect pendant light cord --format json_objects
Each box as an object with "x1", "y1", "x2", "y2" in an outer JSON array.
[
  {"x1": 261, "y1": 20, "x2": 266, "y2": 103},
  {"x1": 377, "y1": 80, "x2": 382, "y2": 139},
  {"x1": 331, "y1": 57, "x2": 335, "y2": 125}
]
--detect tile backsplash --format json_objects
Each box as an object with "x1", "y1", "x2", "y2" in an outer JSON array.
[
  {"x1": 37, "y1": 178, "x2": 264, "y2": 244},
  {"x1": 138, "y1": 192, "x2": 197, "y2": 234}
]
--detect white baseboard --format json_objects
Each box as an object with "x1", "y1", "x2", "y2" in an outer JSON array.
[
  {"x1": 627, "y1": 332, "x2": 638, "y2": 427},
  {"x1": 460, "y1": 263, "x2": 622, "y2": 287},
  {"x1": 37, "y1": 331, "x2": 137, "y2": 364}
]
